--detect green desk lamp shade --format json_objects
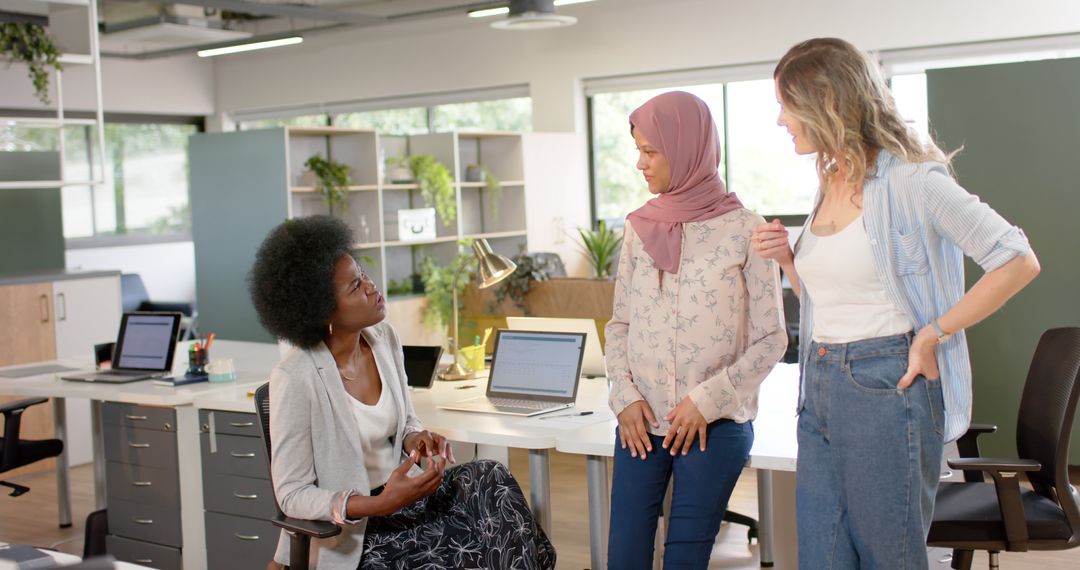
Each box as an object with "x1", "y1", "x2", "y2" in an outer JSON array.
[{"x1": 439, "y1": 239, "x2": 516, "y2": 380}]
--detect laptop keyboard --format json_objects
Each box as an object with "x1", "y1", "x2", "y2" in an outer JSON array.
[{"x1": 487, "y1": 398, "x2": 556, "y2": 411}]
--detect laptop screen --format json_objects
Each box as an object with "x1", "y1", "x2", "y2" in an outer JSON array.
[
  {"x1": 488, "y1": 330, "x2": 586, "y2": 400},
  {"x1": 114, "y1": 313, "x2": 181, "y2": 371}
]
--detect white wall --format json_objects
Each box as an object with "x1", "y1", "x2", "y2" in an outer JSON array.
[
  {"x1": 66, "y1": 241, "x2": 196, "y2": 303},
  {"x1": 214, "y1": 0, "x2": 1080, "y2": 131},
  {"x1": 0, "y1": 54, "x2": 214, "y2": 115}
]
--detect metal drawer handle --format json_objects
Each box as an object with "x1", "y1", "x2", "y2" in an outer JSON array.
[
  {"x1": 132, "y1": 481, "x2": 152, "y2": 487},
  {"x1": 234, "y1": 533, "x2": 260, "y2": 541},
  {"x1": 230, "y1": 421, "x2": 254, "y2": 427},
  {"x1": 230, "y1": 451, "x2": 256, "y2": 458},
  {"x1": 128, "y1": 442, "x2": 151, "y2": 449},
  {"x1": 233, "y1": 492, "x2": 258, "y2": 500},
  {"x1": 134, "y1": 559, "x2": 153, "y2": 564},
  {"x1": 125, "y1": 414, "x2": 148, "y2": 421},
  {"x1": 132, "y1": 518, "x2": 154, "y2": 525}
]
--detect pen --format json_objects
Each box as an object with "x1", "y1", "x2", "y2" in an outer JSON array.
[{"x1": 539, "y1": 411, "x2": 594, "y2": 420}]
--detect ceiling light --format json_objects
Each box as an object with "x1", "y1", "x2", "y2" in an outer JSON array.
[
  {"x1": 491, "y1": 0, "x2": 577, "y2": 30},
  {"x1": 197, "y1": 36, "x2": 303, "y2": 58},
  {"x1": 469, "y1": 7, "x2": 511, "y2": 18}
]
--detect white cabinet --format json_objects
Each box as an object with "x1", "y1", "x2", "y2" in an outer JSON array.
[{"x1": 53, "y1": 275, "x2": 121, "y2": 467}]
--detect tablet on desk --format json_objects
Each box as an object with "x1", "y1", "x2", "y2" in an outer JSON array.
[{"x1": 403, "y1": 345, "x2": 443, "y2": 389}]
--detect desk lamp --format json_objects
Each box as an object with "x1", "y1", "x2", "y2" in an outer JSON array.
[{"x1": 439, "y1": 239, "x2": 515, "y2": 380}]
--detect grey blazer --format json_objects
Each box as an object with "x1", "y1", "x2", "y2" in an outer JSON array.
[{"x1": 269, "y1": 321, "x2": 424, "y2": 569}]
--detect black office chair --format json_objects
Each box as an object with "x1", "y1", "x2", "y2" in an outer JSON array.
[
  {"x1": 120, "y1": 273, "x2": 199, "y2": 340},
  {"x1": 0, "y1": 397, "x2": 63, "y2": 497},
  {"x1": 928, "y1": 327, "x2": 1080, "y2": 569},
  {"x1": 253, "y1": 382, "x2": 341, "y2": 570},
  {"x1": 526, "y1": 252, "x2": 567, "y2": 277}
]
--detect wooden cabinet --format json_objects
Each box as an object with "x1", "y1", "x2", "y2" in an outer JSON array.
[{"x1": 0, "y1": 282, "x2": 57, "y2": 367}]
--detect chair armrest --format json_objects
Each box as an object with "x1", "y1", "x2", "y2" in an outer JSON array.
[
  {"x1": 271, "y1": 515, "x2": 342, "y2": 539},
  {"x1": 946, "y1": 457, "x2": 1041, "y2": 472},
  {"x1": 946, "y1": 457, "x2": 1041, "y2": 551},
  {"x1": 0, "y1": 397, "x2": 48, "y2": 415},
  {"x1": 955, "y1": 423, "x2": 999, "y2": 482}
]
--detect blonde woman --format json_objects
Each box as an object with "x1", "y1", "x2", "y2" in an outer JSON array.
[{"x1": 753, "y1": 38, "x2": 1040, "y2": 568}]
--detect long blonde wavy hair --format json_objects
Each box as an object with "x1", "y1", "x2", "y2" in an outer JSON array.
[{"x1": 774, "y1": 38, "x2": 955, "y2": 192}]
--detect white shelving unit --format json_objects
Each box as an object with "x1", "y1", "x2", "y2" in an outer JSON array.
[
  {"x1": 0, "y1": 0, "x2": 107, "y2": 191},
  {"x1": 282, "y1": 127, "x2": 531, "y2": 297}
]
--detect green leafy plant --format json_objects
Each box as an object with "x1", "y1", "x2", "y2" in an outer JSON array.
[
  {"x1": 0, "y1": 22, "x2": 63, "y2": 105},
  {"x1": 482, "y1": 166, "x2": 503, "y2": 220},
  {"x1": 304, "y1": 155, "x2": 351, "y2": 216},
  {"x1": 576, "y1": 220, "x2": 622, "y2": 279},
  {"x1": 491, "y1": 249, "x2": 550, "y2": 315},
  {"x1": 408, "y1": 155, "x2": 456, "y2": 227},
  {"x1": 418, "y1": 243, "x2": 475, "y2": 330}
]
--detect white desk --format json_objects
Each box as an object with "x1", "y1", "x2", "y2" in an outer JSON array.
[
  {"x1": 0, "y1": 340, "x2": 280, "y2": 570},
  {"x1": 554, "y1": 363, "x2": 801, "y2": 570}
]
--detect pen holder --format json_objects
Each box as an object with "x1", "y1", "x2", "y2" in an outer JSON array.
[
  {"x1": 459, "y1": 345, "x2": 485, "y2": 372},
  {"x1": 187, "y1": 346, "x2": 208, "y2": 376}
]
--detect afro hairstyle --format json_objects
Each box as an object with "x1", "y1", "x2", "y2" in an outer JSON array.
[{"x1": 248, "y1": 215, "x2": 354, "y2": 348}]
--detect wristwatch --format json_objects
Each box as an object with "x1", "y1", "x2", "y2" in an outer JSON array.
[{"x1": 929, "y1": 319, "x2": 952, "y2": 345}]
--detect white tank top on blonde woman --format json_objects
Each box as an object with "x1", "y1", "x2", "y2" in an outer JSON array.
[
  {"x1": 349, "y1": 376, "x2": 399, "y2": 489},
  {"x1": 794, "y1": 214, "x2": 912, "y2": 343}
]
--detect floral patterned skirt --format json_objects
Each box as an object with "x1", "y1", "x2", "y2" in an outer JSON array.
[{"x1": 359, "y1": 459, "x2": 556, "y2": 570}]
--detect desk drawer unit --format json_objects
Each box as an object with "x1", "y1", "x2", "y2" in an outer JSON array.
[
  {"x1": 205, "y1": 511, "x2": 279, "y2": 569},
  {"x1": 201, "y1": 410, "x2": 279, "y2": 570},
  {"x1": 105, "y1": 461, "x2": 180, "y2": 507},
  {"x1": 108, "y1": 497, "x2": 183, "y2": 548},
  {"x1": 103, "y1": 425, "x2": 179, "y2": 471},
  {"x1": 107, "y1": 535, "x2": 182, "y2": 570},
  {"x1": 104, "y1": 402, "x2": 176, "y2": 432}
]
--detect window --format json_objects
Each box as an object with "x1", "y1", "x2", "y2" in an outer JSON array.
[{"x1": 236, "y1": 96, "x2": 533, "y2": 136}]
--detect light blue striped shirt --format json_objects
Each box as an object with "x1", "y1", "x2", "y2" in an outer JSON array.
[{"x1": 796, "y1": 150, "x2": 1031, "y2": 442}]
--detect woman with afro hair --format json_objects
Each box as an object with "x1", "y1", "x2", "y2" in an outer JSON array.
[{"x1": 250, "y1": 216, "x2": 555, "y2": 570}]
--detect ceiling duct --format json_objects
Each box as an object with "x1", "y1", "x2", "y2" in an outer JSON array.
[{"x1": 491, "y1": 0, "x2": 576, "y2": 30}]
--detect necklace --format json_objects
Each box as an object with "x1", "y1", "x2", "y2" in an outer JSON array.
[{"x1": 337, "y1": 342, "x2": 365, "y2": 382}]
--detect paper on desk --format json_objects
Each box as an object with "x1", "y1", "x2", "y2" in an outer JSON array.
[{"x1": 523, "y1": 410, "x2": 614, "y2": 430}]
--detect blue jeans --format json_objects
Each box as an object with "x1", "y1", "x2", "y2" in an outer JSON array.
[
  {"x1": 608, "y1": 419, "x2": 753, "y2": 569},
  {"x1": 797, "y1": 333, "x2": 945, "y2": 570}
]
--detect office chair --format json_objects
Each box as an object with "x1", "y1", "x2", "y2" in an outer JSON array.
[
  {"x1": 0, "y1": 397, "x2": 63, "y2": 498},
  {"x1": 254, "y1": 383, "x2": 341, "y2": 570},
  {"x1": 526, "y1": 252, "x2": 567, "y2": 277},
  {"x1": 120, "y1": 273, "x2": 200, "y2": 341},
  {"x1": 927, "y1": 327, "x2": 1080, "y2": 569}
]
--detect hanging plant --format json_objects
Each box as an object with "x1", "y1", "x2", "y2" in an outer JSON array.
[
  {"x1": 0, "y1": 22, "x2": 63, "y2": 106},
  {"x1": 304, "y1": 155, "x2": 351, "y2": 216},
  {"x1": 409, "y1": 155, "x2": 456, "y2": 227},
  {"x1": 482, "y1": 166, "x2": 503, "y2": 220}
]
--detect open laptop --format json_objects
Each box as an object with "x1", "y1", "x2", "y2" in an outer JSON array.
[
  {"x1": 402, "y1": 345, "x2": 444, "y2": 389},
  {"x1": 506, "y1": 316, "x2": 606, "y2": 378},
  {"x1": 439, "y1": 330, "x2": 586, "y2": 416},
  {"x1": 62, "y1": 312, "x2": 182, "y2": 383}
]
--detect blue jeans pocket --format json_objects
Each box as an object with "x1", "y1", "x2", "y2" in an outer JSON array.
[
  {"x1": 925, "y1": 377, "x2": 945, "y2": 436},
  {"x1": 844, "y1": 353, "x2": 907, "y2": 395}
]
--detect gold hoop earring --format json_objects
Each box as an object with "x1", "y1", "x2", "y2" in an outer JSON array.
[{"x1": 328, "y1": 323, "x2": 333, "y2": 335}]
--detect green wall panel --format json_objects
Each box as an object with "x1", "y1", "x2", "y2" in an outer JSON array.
[
  {"x1": 927, "y1": 58, "x2": 1080, "y2": 460},
  {"x1": 0, "y1": 152, "x2": 65, "y2": 275},
  {"x1": 190, "y1": 129, "x2": 289, "y2": 343}
]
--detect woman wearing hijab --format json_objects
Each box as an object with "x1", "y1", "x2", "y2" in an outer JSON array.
[{"x1": 605, "y1": 91, "x2": 788, "y2": 568}]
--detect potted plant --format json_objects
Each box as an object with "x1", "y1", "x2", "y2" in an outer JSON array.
[
  {"x1": 384, "y1": 156, "x2": 413, "y2": 183},
  {"x1": 491, "y1": 249, "x2": 550, "y2": 315},
  {"x1": 408, "y1": 155, "x2": 456, "y2": 227},
  {"x1": 304, "y1": 155, "x2": 351, "y2": 216},
  {"x1": 418, "y1": 245, "x2": 475, "y2": 331},
  {"x1": 0, "y1": 22, "x2": 63, "y2": 105},
  {"x1": 575, "y1": 220, "x2": 622, "y2": 279}
]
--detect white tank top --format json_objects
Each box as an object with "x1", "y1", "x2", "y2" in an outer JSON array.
[
  {"x1": 349, "y1": 377, "x2": 399, "y2": 489},
  {"x1": 794, "y1": 214, "x2": 912, "y2": 343}
]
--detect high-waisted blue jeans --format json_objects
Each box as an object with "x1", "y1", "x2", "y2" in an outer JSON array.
[
  {"x1": 797, "y1": 333, "x2": 946, "y2": 569},
  {"x1": 608, "y1": 419, "x2": 753, "y2": 569}
]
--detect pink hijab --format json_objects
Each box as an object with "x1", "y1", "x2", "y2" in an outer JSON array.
[{"x1": 627, "y1": 91, "x2": 743, "y2": 274}]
